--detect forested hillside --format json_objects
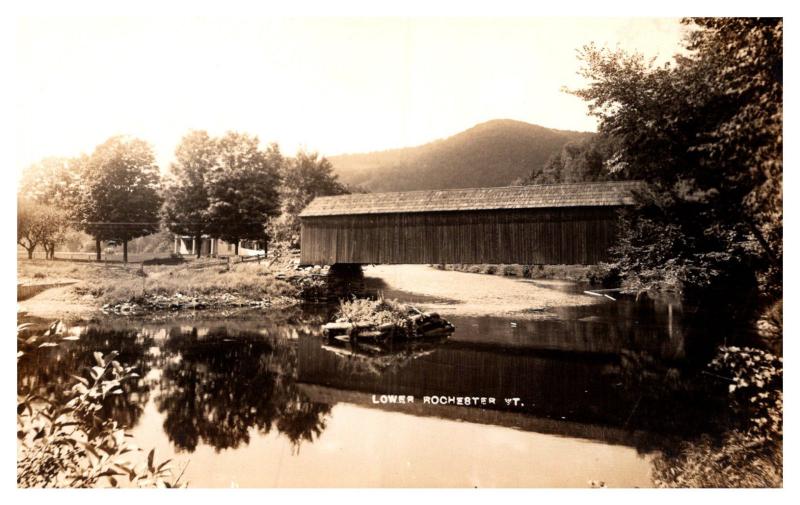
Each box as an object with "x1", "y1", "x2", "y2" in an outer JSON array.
[{"x1": 329, "y1": 119, "x2": 592, "y2": 191}]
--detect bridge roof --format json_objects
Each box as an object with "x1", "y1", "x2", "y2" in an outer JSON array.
[{"x1": 300, "y1": 180, "x2": 643, "y2": 217}]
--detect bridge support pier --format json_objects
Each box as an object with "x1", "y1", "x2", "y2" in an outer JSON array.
[{"x1": 327, "y1": 264, "x2": 365, "y2": 300}]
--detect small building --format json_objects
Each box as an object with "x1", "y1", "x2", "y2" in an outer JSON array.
[{"x1": 298, "y1": 181, "x2": 642, "y2": 266}]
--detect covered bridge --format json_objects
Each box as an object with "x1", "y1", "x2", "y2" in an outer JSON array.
[{"x1": 298, "y1": 181, "x2": 641, "y2": 266}]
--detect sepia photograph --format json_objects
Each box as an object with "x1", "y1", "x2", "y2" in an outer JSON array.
[{"x1": 12, "y1": 4, "x2": 785, "y2": 491}]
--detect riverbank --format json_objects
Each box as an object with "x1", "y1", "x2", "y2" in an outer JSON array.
[
  {"x1": 432, "y1": 263, "x2": 609, "y2": 283},
  {"x1": 364, "y1": 265, "x2": 602, "y2": 318},
  {"x1": 17, "y1": 256, "x2": 319, "y2": 321}
]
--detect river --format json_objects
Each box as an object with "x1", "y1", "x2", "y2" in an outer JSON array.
[{"x1": 17, "y1": 266, "x2": 734, "y2": 487}]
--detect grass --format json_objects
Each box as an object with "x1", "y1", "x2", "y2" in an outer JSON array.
[
  {"x1": 336, "y1": 297, "x2": 410, "y2": 326},
  {"x1": 652, "y1": 432, "x2": 782, "y2": 487},
  {"x1": 102, "y1": 268, "x2": 296, "y2": 304},
  {"x1": 18, "y1": 259, "x2": 298, "y2": 306}
]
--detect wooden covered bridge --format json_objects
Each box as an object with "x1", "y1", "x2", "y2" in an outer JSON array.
[{"x1": 298, "y1": 181, "x2": 641, "y2": 266}]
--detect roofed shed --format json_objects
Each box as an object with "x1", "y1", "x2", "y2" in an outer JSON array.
[{"x1": 299, "y1": 181, "x2": 641, "y2": 266}]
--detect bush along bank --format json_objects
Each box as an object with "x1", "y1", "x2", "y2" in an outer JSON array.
[
  {"x1": 322, "y1": 298, "x2": 455, "y2": 342},
  {"x1": 432, "y1": 263, "x2": 615, "y2": 285}
]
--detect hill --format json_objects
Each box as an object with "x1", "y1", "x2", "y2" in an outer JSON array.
[{"x1": 328, "y1": 119, "x2": 593, "y2": 192}]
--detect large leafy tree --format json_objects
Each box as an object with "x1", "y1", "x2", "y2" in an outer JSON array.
[
  {"x1": 76, "y1": 136, "x2": 163, "y2": 262},
  {"x1": 162, "y1": 131, "x2": 218, "y2": 258},
  {"x1": 270, "y1": 150, "x2": 349, "y2": 246},
  {"x1": 19, "y1": 157, "x2": 83, "y2": 212},
  {"x1": 206, "y1": 132, "x2": 282, "y2": 255},
  {"x1": 571, "y1": 18, "x2": 782, "y2": 325}
]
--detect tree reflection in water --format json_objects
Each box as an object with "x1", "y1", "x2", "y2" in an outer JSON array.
[
  {"x1": 16, "y1": 323, "x2": 154, "y2": 431},
  {"x1": 155, "y1": 326, "x2": 331, "y2": 453}
]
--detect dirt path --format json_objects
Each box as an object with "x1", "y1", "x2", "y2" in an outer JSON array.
[
  {"x1": 364, "y1": 265, "x2": 600, "y2": 318},
  {"x1": 18, "y1": 282, "x2": 98, "y2": 322}
]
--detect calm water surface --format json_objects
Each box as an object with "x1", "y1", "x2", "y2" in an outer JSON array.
[{"x1": 18, "y1": 280, "x2": 729, "y2": 487}]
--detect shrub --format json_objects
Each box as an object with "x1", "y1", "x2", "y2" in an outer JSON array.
[
  {"x1": 17, "y1": 321, "x2": 184, "y2": 488},
  {"x1": 482, "y1": 265, "x2": 498, "y2": 275},
  {"x1": 502, "y1": 265, "x2": 518, "y2": 276},
  {"x1": 586, "y1": 263, "x2": 621, "y2": 287},
  {"x1": 336, "y1": 296, "x2": 409, "y2": 326},
  {"x1": 652, "y1": 346, "x2": 782, "y2": 487}
]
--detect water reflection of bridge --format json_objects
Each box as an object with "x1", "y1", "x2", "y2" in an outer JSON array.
[
  {"x1": 295, "y1": 327, "x2": 705, "y2": 452},
  {"x1": 297, "y1": 384, "x2": 655, "y2": 449}
]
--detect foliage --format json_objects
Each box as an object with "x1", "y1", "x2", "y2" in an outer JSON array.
[
  {"x1": 162, "y1": 130, "x2": 218, "y2": 256},
  {"x1": 756, "y1": 298, "x2": 782, "y2": 354},
  {"x1": 17, "y1": 322, "x2": 184, "y2": 488},
  {"x1": 270, "y1": 149, "x2": 349, "y2": 247},
  {"x1": 18, "y1": 156, "x2": 83, "y2": 214},
  {"x1": 652, "y1": 431, "x2": 782, "y2": 488},
  {"x1": 94, "y1": 264, "x2": 298, "y2": 305},
  {"x1": 206, "y1": 132, "x2": 282, "y2": 252},
  {"x1": 128, "y1": 230, "x2": 176, "y2": 254},
  {"x1": 74, "y1": 136, "x2": 163, "y2": 254},
  {"x1": 154, "y1": 328, "x2": 330, "y2": 453},
  {"x1": 336, "y1": 297, "x2": 410, "y2": 327},
  {"x1": 710, "y1": 346, "x2": 782, "y2": 438},
  {"x1": 651, "y1": 346, "x2": 782, "y2": 487},
  {"x1": 515, "y1": 134, "x2": 614, "y2": 185},
  {"x1": 17, "y1": 199, "x2": 70, "y2": 259},
  {"x1": 482, "y1": 265, "x2": 497, "y2": 275},
  {"x1": 571, "y1": 18, "x2": 782, "y2": 330}
]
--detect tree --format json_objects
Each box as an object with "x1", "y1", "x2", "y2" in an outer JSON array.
[
  {"x1": 19, "y1": 157, "x2": 83, "y2": 212},
  {"x1": 76, "y1": 136, "x2": 163, "y2": 262},
  {"x1": 514, "y1": 134, "x2": 617, "y2": 185},
  {"x1": 570, "y1": 18, "x2": 782, "y2": 326},
  {"x1": 17, "y1": 199, "x2": 70, "y2": 259},
  {"x1": 163, "y1": 131, "x2": 218, "y2": 258},
  {"x1": 38, "y1": 206, "x2": 70, "y2": 260},
  {"x1": 18, "y1": 200, "x2": 44, "y2": 259},
  {"x1": 18, "y1": 157, "x2": 84, "y2": 259},
  {"x1": 205, "y1": 132, "x2": 282, "y2": 255},
  {"x1": 270, "y1": 150, "x2": 349, "y2": 246}
]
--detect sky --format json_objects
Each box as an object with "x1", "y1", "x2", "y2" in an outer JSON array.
[{"x1": 16, "y1": 17, "x2": 688, "y2": 172}]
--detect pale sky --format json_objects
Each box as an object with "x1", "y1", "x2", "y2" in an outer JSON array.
[{"x1": 16, "y1": 17, "x2": 687, "y2": 173}]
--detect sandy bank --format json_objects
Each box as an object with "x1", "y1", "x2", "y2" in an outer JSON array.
[{"x1": 364, "y1": 265, "x2": 601, "y2": 318}]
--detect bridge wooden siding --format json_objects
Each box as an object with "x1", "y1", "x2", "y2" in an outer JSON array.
[{"x1": 299, "y1": 181, "x2": 640, "y2": 266}]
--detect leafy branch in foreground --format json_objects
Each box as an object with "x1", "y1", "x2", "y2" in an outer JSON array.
[
  {"x1": 652, "y1": 346, "x2": 782, "y2": 488},
  {"x1": 17, "y1": 321, "x2": 186, "y2": 488}
]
